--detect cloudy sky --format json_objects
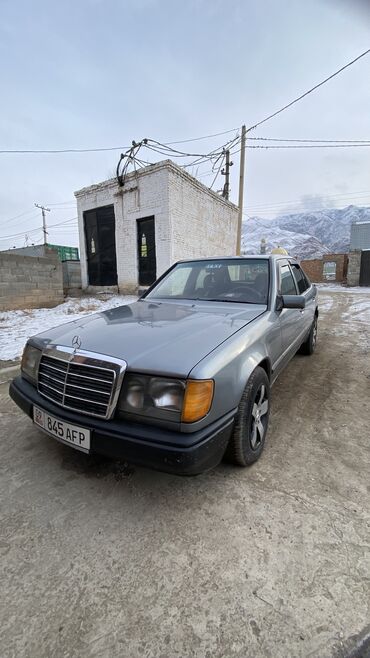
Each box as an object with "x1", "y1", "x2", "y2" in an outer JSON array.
[{"x1": 0, "y1": 0, "x2": 369, "y2": 248}]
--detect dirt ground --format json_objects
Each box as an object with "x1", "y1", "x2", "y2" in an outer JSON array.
[{"x1": 0, "y1": 289, "x2": 369, "y2": 658}]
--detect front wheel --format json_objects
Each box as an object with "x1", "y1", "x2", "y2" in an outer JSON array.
[
  {"x1": 225, "y1": 366, "x2": 270, "y2": 467},
  {"x1": 299, "y1": 316, "x2": 318, "y2": 355}
]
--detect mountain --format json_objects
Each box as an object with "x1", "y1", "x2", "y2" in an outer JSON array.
[{"x1": 242, "y1": 205, "x2": 370, "y2": 259}]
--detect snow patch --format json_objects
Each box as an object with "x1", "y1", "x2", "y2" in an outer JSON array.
[{"x1": 0, "y1": 295, "x2": 137, "y2": 361}]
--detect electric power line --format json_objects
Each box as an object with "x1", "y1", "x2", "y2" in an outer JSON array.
[
  {"x1": 247, "y1": 48, "x2": 370, "y2": 132},
  {"x1": 0, "y1": 128, "x2": 240, "y2": 155},
  {"x1": 0, "y1": 216, "x2": 78, "y2": 242},
  {"x1": 246, "y1": 143, "x2": 370, "y2": 149},
  {"x1": 1, "y1": 209, "x2": 40, "y2": 226},
  {"x1": 246, "y1": 137, "x2": 370, "y2": 143},
  {"x1": 0, "y1": 226, "x2": 42, "y2": 241}
]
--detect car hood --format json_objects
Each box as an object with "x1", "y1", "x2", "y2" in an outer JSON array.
[{"x1": 33, "y1": 300, "x2": 266, "y2": 377}]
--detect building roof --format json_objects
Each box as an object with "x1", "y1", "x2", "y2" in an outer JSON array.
[{"x1": 74, "y1": 159, "x2": 238, "y2": 210}]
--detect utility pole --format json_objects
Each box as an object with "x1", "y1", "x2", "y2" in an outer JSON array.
[
  {"x1": 221, "y1": 149, "x2": 233, "y2": 200},
  {"x1": 236, "y1": 124, "x2": 246, "y2": 255},
  {"x1": 35, "y1": 203, "x2": 51, "y2": 245}
]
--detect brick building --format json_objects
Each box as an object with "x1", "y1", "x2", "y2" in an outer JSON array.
[
  {"x1": 75, "y1": 160, "x2": 239, "y2": 293},
  {"x1": 300, "y1": 253, "x2": 348, "y2": 284}
]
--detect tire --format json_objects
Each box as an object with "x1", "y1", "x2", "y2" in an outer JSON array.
[
  {"x1": 299, "y1": 315, "x2": 318, "y2": 356},
  {"x1": 225, "y1": 366, "x2": 270, "y2": 467}
]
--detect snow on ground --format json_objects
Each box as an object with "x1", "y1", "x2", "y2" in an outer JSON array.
[
  {"x1": 316, "y1": 283, "x2": 370, "y2": 294},
  {"x1": 0, "y1": 295, "x2": 137, "y2": 362},
  {"x1": 1, "y1": 287, "x2": 369, "y2": 363}
]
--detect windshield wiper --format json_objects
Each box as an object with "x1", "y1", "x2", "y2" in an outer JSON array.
[{"x1": 195, "y1": 298, "x2": 255, "y2": 304}]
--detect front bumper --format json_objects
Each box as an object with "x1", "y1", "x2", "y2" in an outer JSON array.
[{"x1": 9, "y1": 377, "x2": 235, "y2": 475}]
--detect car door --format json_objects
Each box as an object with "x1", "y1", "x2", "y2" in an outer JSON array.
[
  {"x1": 290, "y1": 262, "x2": 317, "y2": 335},
  {"x1": 277, "y1": 261, "x2": 306, "y2": 358}
]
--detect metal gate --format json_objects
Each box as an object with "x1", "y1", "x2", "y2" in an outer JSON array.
[
  {"x1": 137, "y1": 216, "x2": 156, "y2": 286},
  {"x1": 359, "y1": 250, "x2": 370, "y2": 286},
  {"x1": 84, "y1": 205, "x2": 117, "y2": 286}
]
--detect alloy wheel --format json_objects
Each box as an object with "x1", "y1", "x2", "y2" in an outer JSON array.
[{"x1": 250, "y1": 384, "x2": 269, "y2": 450}]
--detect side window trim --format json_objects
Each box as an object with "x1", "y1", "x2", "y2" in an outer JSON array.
[
  {"x1": 287, "y1": 263, "x2": 299, "y2": 294},
  {"x1": 290, "y1": 262, "x2": 311, "y2": 294},
  {"x1": 278, "y1": 260, "x2": 299, "y2": 295}
]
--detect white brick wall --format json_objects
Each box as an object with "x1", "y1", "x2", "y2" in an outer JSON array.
[
  {"x1": 168, "y1": 166, "x2": 238, "y2": 263},
  {"x1": 75, "y1": 161, "x2": 238, "y2": 292}
]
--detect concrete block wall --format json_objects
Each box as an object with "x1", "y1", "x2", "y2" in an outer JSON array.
[
  {"x1": 168, "y1": 167, "x2": 238, "y2": 263},
  {"x1": 301, "y1": 253, "x2": 348, "y2": 283},
  {"x1": 347, "y1": 250, "x2": 362, "y2": 287},
  {"x1": 0, "y1": 251, "x2": 64, "y2": 311},
  {"x1": 62, "y1": 260, "x2": 82, "y2": 295}
]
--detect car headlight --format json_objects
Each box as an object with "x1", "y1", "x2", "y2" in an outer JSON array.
[
  {"x1": 118, "y1": 374, "x2": 214, "y2": 423},
  {"x1": 119, "y1": 375, "x2": 185, "y2": 421},
  {"x1": 21, "y1": 344, "x2": 42, "y2": 384}
]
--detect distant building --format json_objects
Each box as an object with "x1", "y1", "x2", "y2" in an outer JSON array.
[
  {"x1": 75, "y1": 159, "x2": 239, "y2": 293},
  {"x1": 348, "y1": 221, "x2": 370, "y2": 286},
  {"x1": 2, "y1": 243, "x2": 79, "y2": 261},
  {"x1": 350, "y1": 221, "x2": 370, "y2": 250}
]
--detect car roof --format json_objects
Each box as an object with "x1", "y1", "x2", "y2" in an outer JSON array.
[{"x1": 176, "y1": 254, "x2": 298, "y2": 263}]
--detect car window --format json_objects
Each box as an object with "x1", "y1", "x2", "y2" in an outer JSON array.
[
  {"x1": 146, "y1": 259, "x2": 270, "y2": 304},
  {"x1": 291, "y1": 263, "x2": 310, "y2": 293},
  {"x1": 280, "y1": 264, "x2": 297, "y2": 295},
  {"x1": 153, "y1": 264, "x2": 193, "y2": 297}
]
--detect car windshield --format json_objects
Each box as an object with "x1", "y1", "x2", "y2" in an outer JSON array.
[{"x1": 145, "y1": 259, "x2": 270, "y2": 304}]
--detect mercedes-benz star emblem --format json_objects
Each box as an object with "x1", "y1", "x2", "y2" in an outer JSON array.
[{"x1": 72, "y1": 335, "x2": 82, "y2": 350}]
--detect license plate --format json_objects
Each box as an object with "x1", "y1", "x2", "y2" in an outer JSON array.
[{"x1": 33, "y1": 406, "x2": 91, "y2": 453}]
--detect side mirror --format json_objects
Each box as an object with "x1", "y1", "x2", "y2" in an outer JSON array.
[{"x1": 278, "y1": 294, "x2": 306, "y2": 310}]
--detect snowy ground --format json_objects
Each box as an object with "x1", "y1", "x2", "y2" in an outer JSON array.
[
  {"x1": 316, "y1": 283, "x2": 370, "y2": 293},
  {"x1": 1, "y1": 287, "x2": 369, "y2": 363},
  {"x1": 0, "y1": 295, "x2": 137, "y2": 362}
]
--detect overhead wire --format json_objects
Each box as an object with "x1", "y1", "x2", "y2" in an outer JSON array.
[
  {"x1": 247, "y1": 48, "x2": 370, "y2": 132},
  {"x1": 246, "y1": 137, "x2": 370, "y2": 143},
  {"x1": 246, "y1": 143, "x2": 370, "y2": 149},
  {"x1": 0, "y1": 128, "x2": 240, "y2": 155},
  {"x1": 1, "y1": 209, "x2": 40, "y2": 226}
]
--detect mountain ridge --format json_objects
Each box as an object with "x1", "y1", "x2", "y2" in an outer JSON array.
[{"x1": 242, "y1": 204, "x2": 370, "y2": 259}]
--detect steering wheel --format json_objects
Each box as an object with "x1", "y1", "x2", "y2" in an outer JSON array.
[{"x1": 231, "y1": 286, "x2": 264, "y2": 302}]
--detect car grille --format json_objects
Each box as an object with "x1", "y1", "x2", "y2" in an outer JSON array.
[{"x1": 37, "y1": 351, "x2": 125, "y2": 419}]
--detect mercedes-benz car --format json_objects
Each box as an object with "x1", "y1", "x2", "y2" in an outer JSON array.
[{"x1": 10, "y1": 255, "x2": 318, "y2": 475}]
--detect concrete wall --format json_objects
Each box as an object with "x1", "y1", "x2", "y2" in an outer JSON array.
[
  {"x1": 347, "y1": 250, "x2": 362, "y2": 287},
  {"x1": 62, "y1": 260, "x2": 82, "y2": 295},
  {"x1": 168, "y1": 166, "x2": 238, "y2": 263},
  {"x1": 301, "y1": 253, "x2": 348, "y2": 283},
  {"x1": 75, "y1": 160, "x2": 239, "y2": 294},
  {"x1": 3, "y1": 245, "x2": 46, "y2": 258},
  {"x1": 350, "y1": 222, "x2": 370, "y2": 250},
  {"x1": 0, "y1": 251, "x2": 64, "y2": 311}
]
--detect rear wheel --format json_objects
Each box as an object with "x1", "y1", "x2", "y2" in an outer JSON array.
[
  {"x1": 225, "y1": 366, "x2": 270, "y2": 466},
  {"x1": 299, "y1": 315, "x2": 318, "y2": 355}
]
